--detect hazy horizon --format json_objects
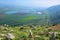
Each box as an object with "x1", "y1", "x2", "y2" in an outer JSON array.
[{"x1": 0, "y1": 0, "x2": 60, "y2": 8}]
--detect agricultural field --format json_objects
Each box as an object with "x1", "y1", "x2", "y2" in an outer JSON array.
[{"x1": 0, "y1": 25, "x2": 60, "y2": 40}]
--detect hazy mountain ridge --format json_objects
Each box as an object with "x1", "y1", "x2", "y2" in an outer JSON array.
[{"x1": 44, "y1": 5, "x2": 60, "y2": 25}]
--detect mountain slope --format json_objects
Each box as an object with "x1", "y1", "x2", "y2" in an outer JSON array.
[{"x1": 44, "y1": 5, "x2": 60, "y2": 25}]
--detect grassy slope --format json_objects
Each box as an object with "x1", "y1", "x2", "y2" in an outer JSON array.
[
  {"x1": 0, "y1": 26, "x2": 49, "y2": 40},
  {"x1": 0, "y1": 25, "x2": 60, "y2": 40}
]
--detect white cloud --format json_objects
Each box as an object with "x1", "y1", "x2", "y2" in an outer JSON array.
[{"x1": 37, "y1": 12, "x2": 42, "y2": 14}]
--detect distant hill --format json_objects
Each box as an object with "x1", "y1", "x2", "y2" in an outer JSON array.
[{"x1": 44, "y1": 5, "x2": 60, "y2": 25}]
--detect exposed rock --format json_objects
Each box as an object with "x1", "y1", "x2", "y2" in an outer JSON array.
[
  {"x1": 29, "y1": 30, "x2": 34, "y2": 40},
  {"x1": 10, "y1": 30, "x2": 14, "y2": 32},
  {"x1": 4, "y1": 28, "x2": 8, "y2": 30},
  {"x1": 30, "y1": 25, "x2": 36, "y2": 30},
  {"x1": 35, "y1": 35, "x2": 40, "y2": 37},
  {"x1": 5, "y1": 33, "x2": 15, "y2": 40},
  {"x1": 0, "y1": 38, "x2": 3, "y2": 40},
  {"x1": 50, "y1": 32, "x2": 56, "y2": 40},
  {"x1": 39, "y1": 31, "x2": 45, "y2": 36},
  {"x1": 0, "y1": 33, "x2": 5, "y2": 36},
  {"x1": 2, "y1": 31, "x2": 7, "y2": 33},
  {"x1": 19, "y1": 26, "x2": 24, "y2": 30}
]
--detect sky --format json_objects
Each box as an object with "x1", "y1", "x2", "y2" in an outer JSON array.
[{"x1": 0, "y1": 0, "x2": 60, "y2": 8}]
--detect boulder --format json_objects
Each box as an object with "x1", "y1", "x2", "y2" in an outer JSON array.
[{"x1": 5, "y1": 33, "x2": 15, "y2": 39}]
